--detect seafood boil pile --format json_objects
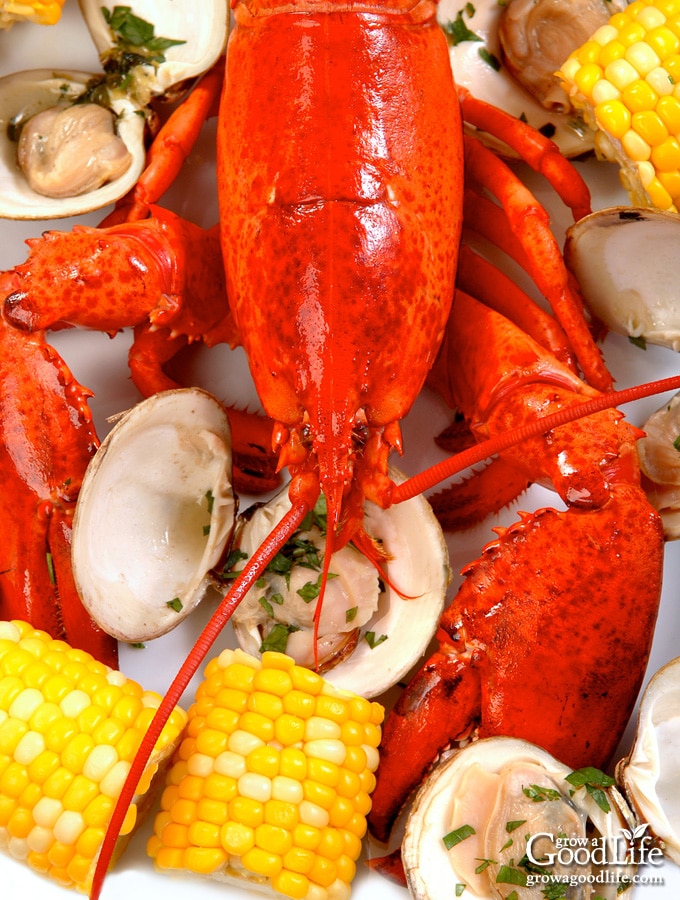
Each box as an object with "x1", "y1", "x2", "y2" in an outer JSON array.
[{"x1": 1, "y1": 1, "x2": 680, "y2": 899}]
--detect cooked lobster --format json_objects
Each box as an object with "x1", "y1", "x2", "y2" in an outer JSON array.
[{"x1": 0, "y1": 1, "x2": 678, "y2": 897}]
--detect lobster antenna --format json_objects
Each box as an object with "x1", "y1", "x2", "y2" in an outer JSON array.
[
  {"x1": 392, "y1": 375, "x2": 680, "y2": 504},
  {"x1": 89, "y1": 498, "x2": 313, "y2": 900}
]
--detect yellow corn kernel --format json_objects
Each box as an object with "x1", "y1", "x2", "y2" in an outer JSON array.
[
  {"x1": 150, "y1": 649, "x2": 382, "y2": 899},
  {"x1": 633, "y1": 109, "x2": 669, "y2": 144},
  {"x1": 0, "y1": 0, "x2": 66, "y2": 29},
  {"x1": 220, "y1": 820, "x2": 255, "y2": 855},
  {"x1": 658, "y1": 167, "x2": 680, "y2": 197},
  {"x1": 0, "y1": 621, "x2": 187, "y2": 892},
  {"x1": 558, "y1": 0, "x2": 680, "y2": 210},
  {"x1": 622, "y1": 78, "x2": 659, "y2": 112},
  {"x1": 596, "y1": 99, "x2": 632, "y2": 137}
]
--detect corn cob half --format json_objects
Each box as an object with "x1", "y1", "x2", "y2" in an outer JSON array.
[
  {"x1": 0, "y1": 0, "x2": 66, "y2": 28},
  {"x1": 148, "y1": 648, "x2": 384, "y2": 900},
  {"x1": 558, "y1": 0, "x2": 680, "y2": 211},
  {"x1": 0, "y1": 619, "x2": 187, "y2": 892}
]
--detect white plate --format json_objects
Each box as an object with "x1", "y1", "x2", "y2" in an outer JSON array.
[{"x1": 1, "y1": 4, "x2": 679, "y2": 899}]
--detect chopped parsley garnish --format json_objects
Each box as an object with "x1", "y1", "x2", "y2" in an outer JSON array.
[
  {"x1": 506, "y1": 820, "x2": 526, "y2": 833},
  {"x1": 259, "y1": 623, "x2": 300, "y2": 654},
  {"x1": 166, "y1": 597, "x2": 183, "y2": 612},
  {"x1": 364, "y1": 631, "x2": 388, "y2": 649},
  {"x1": 102, "y1": 5, "x2": 186, "y2": 63},
  {"x1": 565, "y1": 767, "x2": 616, "y2": 813},
  {"x1": 443, "y1": 824, "x2": 476, "y2": 849},
  {"x1": 674, "y1": 434, "x2": 680, "y2": 452},
  {"x1": 479, "y1": 47, "x2": 501, "y2": 70},
  {"x1": 205, "y1": 489, "x2": 215, "y2": 514},
  {"x1": 496, "y1": 864, "x2": 528, "y2": 887},
  {"x1": 629, "y1": 334, "x2": 647, "y2": 349},
  {"x1": 522, "y1": 784, "x2": 562, "y2": 802},
  {"x1": 346, "y1": 606, "x2": 358, "y2": 623},
  {"x1": 442, "y1": 4, "x2": 481, "y2": 46}
]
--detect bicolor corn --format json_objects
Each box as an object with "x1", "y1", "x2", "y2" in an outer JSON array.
[
  {"x1": 559, "y1": 0, "x2": 680, "y2": 211},
  {"x1": 148, "y1": 648, "x2": 384, "y2": 900},
  {"x1": 0, "y1": 619, "x2": 187, "y2": 892},
  {"x1": 0, "y1": 0, "x2": 66, "y2": 28}
]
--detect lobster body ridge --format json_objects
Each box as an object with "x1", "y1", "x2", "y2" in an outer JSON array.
[{"x1": 219, "y1": 0, "x2": 464, "y2": 523}]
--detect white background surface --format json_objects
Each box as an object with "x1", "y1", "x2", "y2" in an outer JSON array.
[{"x1": 0, "y1": 2, "x2": 679, "y2": 898}]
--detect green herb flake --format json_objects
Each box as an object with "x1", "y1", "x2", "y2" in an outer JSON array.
[
  {"x1": 259, "y1": 623, "x2": 300, "y2": 654},
  {"x1": 346, "y1": 606, "x2": 358, "y2": 623},
  {"x1": 128, "y1": 642, "x2": 146, "y2": 649},
  {"x1": 205, "y1": 488, "x2": 215, "y2": 514},
  {"x1": 102, "y1": 5, "x2": 186, "y2": 59},
  {"x1": 443, "y1": 824, "x2": 476, "y2": 850},
  {"x1": 506, "y1": 820, "x2": 526, "y2": 833},
  {"x1": 364, "y1": 631, "x2": 388, "y2": 649},
  {"x1": 523, "y1": 784, "x2": 562, "y2": 802},
  {"x1": 479, "y1": 47, "x2": 501, "y2": 71},
  {"x1": 542, "y1": 884, "x2": 568, "y2": 899},
  {"x1": 203, "y1": 524, "x2": 211, "y2": 536},
  {"x1": 222, "y1": 548, "x2": 248, "y2": 578},
  {"x1": 673, "y1": 434, "x2": 680, "y2": 452},
  {"x1": 474, "y1": 859, "x2": 495, "y2": 874},
  {"x1": 565, "y1": 767, "x2": 615, "y2": 813},
  {"x1": 442, "y1": 5, "x2": 482, "y2": 47},
  {"x1": 166, "y1": 597, "x2": 183, "y2": 612},
  {"x1": 629, "y1": 334, "x2": 647, "y2": 349},
  {"x1": 496, "y1": 865, "x2": 528, "y2": 887},
  {"x1": 455, "y1": 886, "x2": 466, "y2": 898},
  {"x1": 500, "y1": 837, "x2": 513, "y2": 851},
  {"x1": 259, "y1": 596, "x2": 275, "y2": 617},
  {"x1": 298, "y1": 575, "x2": 323, "y2": 603}
]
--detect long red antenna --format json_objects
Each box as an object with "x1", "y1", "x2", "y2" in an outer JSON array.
[
  {"x1": 392, "y1": 375, "x2": 680, "y2": 504},
  {"x1": 89, "y1": 498, "x2": 312, "y2": 900}
]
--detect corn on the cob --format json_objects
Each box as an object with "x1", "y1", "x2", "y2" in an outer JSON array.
[
  {"x1": 558, "y1": 0, "x2": 680, "y2": 212},
  {"x1": 0, "y1": 619, "x2": 187, "y2": 892},
  {"x1": 0, "y1": 0, "x2": 66, "y2": 29},
  {"x1": 148, "y1": 648, "x2": 384, "y2": 900}
]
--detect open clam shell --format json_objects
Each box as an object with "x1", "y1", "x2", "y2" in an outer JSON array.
[
  {"x1": 565, "y1": 206, "x2": 680, "y2": 350},
  {"x1": 229, "y1": 470, "x2": 451, "y2": 699},
  {"x1": 439, "y1": 0, "x2": 609, "y2": 158},
  {"x1": 403, "y1": 737, "x2": 636, "y2": 900},
  {"x1": 0, "y1": 0, "x2": 227, "y2": 219},
  {"x1": 637, "y1": 392, "x2": 680, "y2": 540},
  {"x1": 72, "y1": 388, "x2": 236, "y2": 643},
  {"x1": 616, "y1": 656, "x2": 680, "y2": 865}
]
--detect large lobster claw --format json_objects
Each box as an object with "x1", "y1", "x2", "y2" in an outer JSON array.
[{"x1": 368, "y1": 292, "x2": 666, "y2": 844}]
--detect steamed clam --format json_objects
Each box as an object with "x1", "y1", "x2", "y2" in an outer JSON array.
[
  {"x1": 402, "y1": 657, "x2": 680, "y2": 899},
  {"x1": 229, "y1": 472, "x2": 451, "y2": 698},
  {"x1": 0, "y1": 0, "x2": 227, "y2": 219},
  {"x1": 438, "y1": 0, "x2": 624, "y2": 158},
  {"x1": 72, "y1": 388, "x2": 236, "y2": 643},
  {"x1": 565, "y1": 207, "x2": 680, "y2": 351},
  {"x1": 403, "y1": 737, "x2": 637, "y2": 900},
  {"x1": 636, "y1": 391, "x2": 680, "y2": 540}
]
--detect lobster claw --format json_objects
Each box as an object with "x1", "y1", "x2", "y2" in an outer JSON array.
[
  {"x1": 368, "y1": 481, "x2": 664, "y2": 844},
  {"x1": 369, "y1": 642, "x2": 480, "y2": 843}
]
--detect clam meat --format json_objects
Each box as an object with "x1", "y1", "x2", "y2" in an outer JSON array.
[
  {"x1": 403, "y1": 737, "x2": 636, "y2": 900},
  {"x1": 0, "y1": 0, "x2": 227, "y2": 218},
  {"x1": 437, "y1": 0, "x2": 615, "y2": 157},
  {"x1": 229, "y1": 471, "x2": 450, "y2": 698},
  {"x1": 565, "y1": 207, "x2": 680, "y2": 351},
  {"x1": 636, "y1": 392, "x2": 680, "y2": 540},
  {"x1": 72, "y1": 388, "x2": 236, "y2": 643}
]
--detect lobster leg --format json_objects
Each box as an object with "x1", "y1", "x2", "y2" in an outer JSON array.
[
  {"x1": 462, "y1": 135, "x2": 610, "y2": 391},
  {"x1": 0, "y1": 313, "x2": 117, "y2": 667}
]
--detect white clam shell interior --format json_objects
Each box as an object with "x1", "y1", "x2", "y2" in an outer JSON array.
[
  {"x1": 0, "y1": 0, "x2": 227, "y2": 220},
  {"x1": 72, "y1": 388, "x2": 235, "y2": 643},
  {"x1": 232, "y1": 470, "x2": 450, "y2": 699},
  {"x1": 565, "y1": 207, "x2": 680, "y2": 350}
]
